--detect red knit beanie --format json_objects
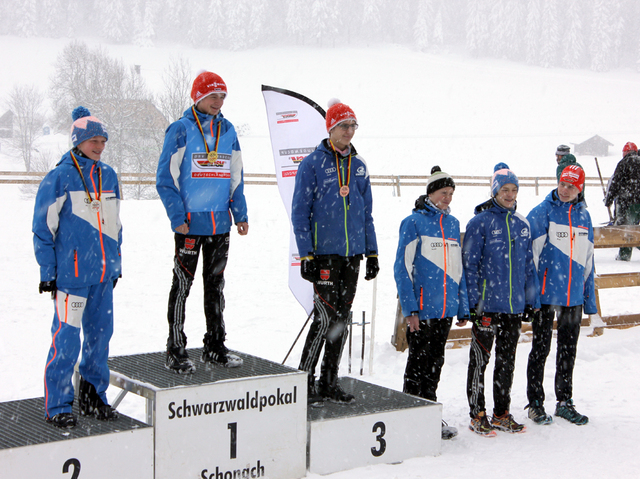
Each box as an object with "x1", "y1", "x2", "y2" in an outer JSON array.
[
  {"x1": 326, "y1": 99, "x2": 357, "y2": 133},
  {"x1": 559, "y1": 165, "x2": 585, "y2": 192},
  {"x1": 623, "y1": 142, "x2": 638, "y2": 156},
  {"x1": 191, "y1": 71, "x2": 227, "y2": 104}
]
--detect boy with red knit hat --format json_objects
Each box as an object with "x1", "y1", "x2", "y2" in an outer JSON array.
[
  {"x1": 525, "y1": 164, "x2": 596, "y2": 426},
  {"x1": 156, "y1": 71, "x2": 248, "y2": 373},
  {"x1": 291, "y1": 99, "x2": 378, "y2": 405},
  {"x1": 604, "y1": 141, "x2": 640, "y2": 261}
]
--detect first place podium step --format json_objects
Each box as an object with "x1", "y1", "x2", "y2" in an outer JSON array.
[{"x1": 108, "y1": 348, "x2": 308, "y2": 479}]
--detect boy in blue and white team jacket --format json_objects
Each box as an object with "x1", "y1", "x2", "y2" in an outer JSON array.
[
  {"x1": 463, "y1": 163, "x2": 539, "y2": 436},
  {"x1": 292, "y1": 100, "x2": 378, "y2": 405},
  {"x1": 394, "y1": 166, "x2": 469, "y2": 440},
  {"x1": 156, "y1": 71, "x2": 248, "y2": 374},
  {"x1": 525, "y1": 165, "x2": 596, "y2": 426},
  {"x1": 33, "y1": 107, "x2": 122, "y2": 428}
]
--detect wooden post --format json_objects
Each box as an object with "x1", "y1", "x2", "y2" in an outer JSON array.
[{"x1": 391, "y1": 299, "x2": 408, "y2": 352}]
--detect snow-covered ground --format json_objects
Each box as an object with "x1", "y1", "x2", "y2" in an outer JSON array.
[{"x1": 1, "y1": 36, "x2": 640, "y2": 478}]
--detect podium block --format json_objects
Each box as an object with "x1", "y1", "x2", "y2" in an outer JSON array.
[
  {"x1": 0, "y1": 397, "x2": 153, "y2": 478},
  {"x1": 308, "y1": 378, "x2": 441, "y2": 475},
  {"x1": 108, "y1": 349, "x2": 307, "y2": 479}
]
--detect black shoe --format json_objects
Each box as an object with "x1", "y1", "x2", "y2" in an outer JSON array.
[
  {"x1": 441, "y1": 420, "x2": 458, "y2": 440},
  {"x1": 318, "y1": 379, "x2": 355, "y2": 404},
  {"x1": 78, "y1": 376, "x2": 119, "y2": 421},
  {"x1": 306, "y1": 374, "x2": 324, "y2": 408},
  {"x1": 525, "y1": 401, "x2": 553, "y2": 425},
  {"x1": 94, "y1": 404, "x2": 119, "y2": 421},
  {"x1": 201, "y1": 343, "x2": 243, "y2": 368},
  {"x1": 166, "y1": 347, "x2": 196, "y2": 374},
  {"x1": 555, "y1": 399, "x2": 588, "y2": 425},
  {"x1": 46, "y1": 412, "x2": 77, "y2": 429}
]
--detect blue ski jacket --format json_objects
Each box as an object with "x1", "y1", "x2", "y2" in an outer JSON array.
[
  {"x1": 394, "y1": 197, "x2": 470, "y2": 320},
  {"x1": 462, "y1": 199, "x2": 540, "y2": 315},
  {"x1": 156, "y1": 107, "x2": 247, "y2": 235},
  {"x1": 291, "y1": 139, "x2": 377, "y2": 257},
  {"x1": 527, "y1": 190, "x2": 597, "y2": 314},
  {"x1": 33, "y1": 150, "x2": 122, "y2": 288}
]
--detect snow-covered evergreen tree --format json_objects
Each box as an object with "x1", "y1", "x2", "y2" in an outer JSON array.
[
  {"x1": 561, "y1": 0, "x2": 585, "y2": 69},
  {"x1": 206, "y1": 0, "x2": 224, "y2": 48},
  {"x1": 361, "y1": 0, "x2": 384, "y2": 46},
  {"x1": 589, "y1": 0, "x2": 613, "y2": 71},
  {"x1": 226, "y1": 0, "x2": 249, "y2": 50},
  {"x1": 466, "y1": 0, "x2": 490, "y2": 57},
  {"x1": 15, "y1": 0, "x2": 38, "y2": 37},
  {"x1": 102, "y1": 0, "x2": 130, "y2": 43},
  {"x1": 134, "y1": 0, "x2": 158, "y2": 48},
  {"x1": 524, "y1": 0, "x2": 542, "y2": 64},
  {"x1": 539, "y1": 0, "x2": 560, "y2": 67},
  {"x1": 414, "y1": 0, "x2": 434, "y2": 51}
]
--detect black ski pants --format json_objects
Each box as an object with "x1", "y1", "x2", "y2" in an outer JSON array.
[
  {"x1": 467, "y1": 312, "x2": 521, "y2": 418},
  {"x1": 167, "y1": 232, "x2": 229, "y2": 351},
  {"x1": 298, "y1": 255, "x2": 361, "y2": 384},
  {"x1": 403, "y1": 317, "x2": 453, "y2": 402},
  {"x1": 527, "y1": 304, "x2": 582, "y2": 404}
]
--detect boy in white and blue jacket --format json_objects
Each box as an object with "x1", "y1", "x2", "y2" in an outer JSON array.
[
  {"x1": 394, "y1": 166, "x2": 469, "y2": 440},
  {"x1": 156, "y1": 71, "x2": 248, "y2": 373},
  {"x1": 292, "y1": 100, "x2": 378, "y2": 405},
  {"x1": 525, "y1": 165, "x2": 596, "y2": 426},
  {"x1": 33, "y1": 107, "x2": 122, "y2": 428},
  {"x1": 463, "y1": 163, "x2": 539, "y2": 436}
]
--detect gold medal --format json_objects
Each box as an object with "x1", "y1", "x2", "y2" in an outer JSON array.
[
  {"x1": 207, "y1": 151, "x2": 218, "y2": 163},
  {"x1": 340, "y1": 185, "x2": 350, "y2": 197}
]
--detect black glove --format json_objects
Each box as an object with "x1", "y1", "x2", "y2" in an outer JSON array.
[
  {"x1": 364, "y1": 256, "x2": 379, "y2": 281},
  {"x1": 522, "y1": 306, "x2": 539, "y2": 323},
  {"x1": 300, "y1": 258, "x2": 316, "y2": 283},
  {"x1": 39, "y1": 280, "x2": 56, "y2": 294}
]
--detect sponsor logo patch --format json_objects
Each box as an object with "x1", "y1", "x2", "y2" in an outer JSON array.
[
  {"x1": 185, "y1": 238, "x2": 196, "y2": 250},
  {"x1": 320, "y1": 269, "x2": 330, "y2": 281}
]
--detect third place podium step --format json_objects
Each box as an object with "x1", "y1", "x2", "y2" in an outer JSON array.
[{"x1": 308, "y1": 377, "x2": 441, "y2": 475}]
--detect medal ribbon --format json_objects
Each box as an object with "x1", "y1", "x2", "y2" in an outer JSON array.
[
  {"x1": 70, "y1": 151, "x2": 101, "y2": 203},
  {"x1": 192, "y1": 106, "x2": 221, "y2": 158},
  {"x1": 329, "y1": 140, "x2": 352, "y2": 191}
]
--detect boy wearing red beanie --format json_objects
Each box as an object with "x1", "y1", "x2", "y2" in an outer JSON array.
[{"x1": 525, "y1": 165, "x2": 596, "y2": 426}]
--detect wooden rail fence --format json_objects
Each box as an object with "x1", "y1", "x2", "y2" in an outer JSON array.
[{"x1": 0, "y1": 171, "x2": 608, "y2": 196}]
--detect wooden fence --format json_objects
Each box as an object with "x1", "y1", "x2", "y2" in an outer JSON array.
[{"x1": 0, "y1": 171, "x2": 609, "y2": 197}]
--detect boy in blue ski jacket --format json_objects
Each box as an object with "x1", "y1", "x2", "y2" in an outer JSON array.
[
  {"x1": 394, "y1": 166, "x2": 469, "y2": 439},
  {"x1": 463, "y1": 163, "x2": 539, "y2": 436},
  {"x1": 33, "y1": 107, "x2": 122, "y2": 428},
  {"x1": 156, "y1": 71, "x2": 248, "y2": 373},
  {"x1": 292, "y1": 100, "x2": 378, "y2": 405},
  {"x1": 525, "y1": 165, "x2": 596, "y2": 426}
]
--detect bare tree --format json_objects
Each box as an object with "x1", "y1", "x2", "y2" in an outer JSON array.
[
  {"x1": 157, "y1": 56, "x2": 192, "y2": 124},
  {"x1": 4, "y1": 84, "x2": 46, "y2": 171},
  {"x1": 49, "y1": 41, "x2": 168, "y2": 198}
]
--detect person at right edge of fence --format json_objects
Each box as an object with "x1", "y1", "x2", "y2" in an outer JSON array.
[
  {"x1": 462, "y1": 163, "x2": 540, "y2": 437},
  {"x1": 604, "y1": 141, "x2": 640, "y2": 261},
  {"x1": 524, "y1": 165, "x2": 596, "y2": 426}
]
